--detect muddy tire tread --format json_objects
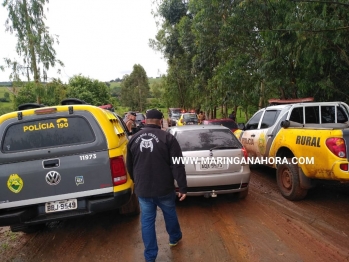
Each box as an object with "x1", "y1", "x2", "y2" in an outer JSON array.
[{"x1": 276, "y1": 158, "x2": 308, "y2": 201}]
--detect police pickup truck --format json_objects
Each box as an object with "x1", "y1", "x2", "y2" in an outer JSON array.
[
  {"x1": 235, "y1": 100, "x2": 349, "y2": 200},
  {"x1": 0, "y1": 99, "x2": 139, "y2": 233}
]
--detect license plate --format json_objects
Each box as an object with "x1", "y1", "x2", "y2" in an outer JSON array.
[
  {"x1": 200, "y1": 163, "x2": 225, "y2": 170},
  {"x1": 187, "y1": 122, "x2": 194, "y2": 125},
  {"x1": 45, "y1": 199, "x2": 77, "y2": 213}
]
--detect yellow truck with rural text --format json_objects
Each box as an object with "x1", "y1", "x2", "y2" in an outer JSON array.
[{"x1": 235, "y1": 100, "x2": 349, "y2": 200}]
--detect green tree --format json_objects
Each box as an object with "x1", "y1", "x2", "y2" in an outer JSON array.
[
  {"x1": 2, "y1": 0, "x2": 64, "y2": 103},
  {"x1": 151, "y1": 0, "x2": 349, "y2": 117},
  {"x1": 3, "y1": 92, "x2": 10, "y2": 102},
  {"x1": 14, "y1": 82, "x2": 39, "y2": 108},
  {"x1": 14, "y1": 79, "x2": 66, "y2": 108},
  {"x1": 149, "y1": 77, "x2": 166, "y2": 108},
  {"x1": 151, "y1": 0, "x2": 197, "y2": 110},
  {"x1": 67, "y1": 75, "x2": 112, "y2": 106},
  {"x1": 120, "y1": 64, "x2": 150, "y2": 111}
]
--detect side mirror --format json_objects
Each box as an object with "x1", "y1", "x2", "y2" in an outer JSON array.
[
  {"x1": 280, "y1": 120, "x2": 290, "y2": 128},
  {"x1": 238, "y1": 123, "x2": 245, "y2": 130}
]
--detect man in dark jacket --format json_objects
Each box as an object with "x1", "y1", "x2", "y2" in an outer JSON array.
[
  {"x1": 126, "y1": 109, "x2": 187, "y2": 262},
  {"x1": 229, "y1": 110, "x2": 236, "y2": 121}
]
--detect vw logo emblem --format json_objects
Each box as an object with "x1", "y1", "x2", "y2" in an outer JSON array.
[
  {"x1": 45, "y1": 171, "x2": 61, "y2": 185},
  {"x1": 209, "y1": 151, "x2": 213, "y2": 157}
]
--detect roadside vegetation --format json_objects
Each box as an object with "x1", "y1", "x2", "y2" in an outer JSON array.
[
  {"x1": 149, "y1": 0, "x2": 349, "y2": 119},
  {"x1": 3, "y1": 0, "x2": 348, "y2": 121}
]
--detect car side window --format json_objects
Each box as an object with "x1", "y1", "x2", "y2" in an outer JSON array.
[
  {"x1": 321, "y1": 106, "x2": 335, "y2": 123},
  {"x1": 337, "y1": 106, "x2": 348, "y2": 123},
  {"x1": 260, "y1": 110, "x2": 281, "y2": 129},
  {"x1": 289, "y1": 107, "x2": 304, "y2": 123},
  {"x1": 115, "y1": 114, "x2": 130, "y2": 135},
  {"x1": 245, "y1": 111, "x2": 263, "y2": 130},
  {"x1": 305, "y1": 106, "x2": 320, "y2": 124}
]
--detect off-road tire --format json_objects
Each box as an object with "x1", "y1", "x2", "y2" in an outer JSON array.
[
  {"x1": 119, "y1": 193, "x2": 140, "y2": 216},
  {"x1": 276, "y1": 158, "x2": 308, "y2": 201}
]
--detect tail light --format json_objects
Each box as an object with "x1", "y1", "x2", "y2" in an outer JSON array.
[
  {"x1": 326, "y1": 138, "x2": 346, "y2": 158},
  {"x1": 242, "y1": 147, "x2": 248, "y2": 160},
  {"x1": 110, "y1": 156, "x2": 127, "y2": 186}
]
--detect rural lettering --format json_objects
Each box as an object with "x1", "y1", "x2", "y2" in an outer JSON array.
[{"x1": 295, "y1": 136, "x2": 320, "y2": 147}]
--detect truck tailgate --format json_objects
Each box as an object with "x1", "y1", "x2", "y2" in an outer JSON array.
[{"x1": 1, "y1": 150, "x2": 113, "y2": 209}]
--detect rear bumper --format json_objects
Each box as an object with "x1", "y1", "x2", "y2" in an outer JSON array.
[
  {"x1": 184, "y1": 184, "x2": 249, "y2": 196},
  {"x1": 329, "y1": 161, "x2": 349, "y2": 181},
  {"x1": 0, "y1": 189, "x2": 132, "y2": 226},
  {"x1": 177, "y1": 169, "x2": 251, "y2": 196}
]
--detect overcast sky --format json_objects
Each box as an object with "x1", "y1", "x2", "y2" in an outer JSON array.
[{"x1": 0, "y1": 0, "x2": 168, "y2": 83}]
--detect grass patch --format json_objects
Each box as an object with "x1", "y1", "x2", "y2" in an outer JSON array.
[{"x1": 1, "y1": 242, "x2": 9, "y2": 251}]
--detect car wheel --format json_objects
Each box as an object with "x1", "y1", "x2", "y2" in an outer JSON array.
[
  {"x1": 10, "y1": 223, "x2": 45, "y2": 234},
  {"x1": 276, "y1": 158, "x2": 307, "y2": 201},
  {"x1": 238, "y1": 188, "x2": 249, "y2": 199},
  {"x1": 119, "y1": 193, "x2": 140, "y2": 216}
]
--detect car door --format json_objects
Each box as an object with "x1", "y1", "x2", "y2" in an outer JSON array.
[
  {"x1": 240, "y1": 109, "x2": 281, "y2": 158},
  {"x1": 240, "y1": 110, "x2": 264, "y2": 158}
]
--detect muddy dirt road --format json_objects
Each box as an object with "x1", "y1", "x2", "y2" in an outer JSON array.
[{"x1": 1, "y1": 165, "x2": 349, "y2": 262}]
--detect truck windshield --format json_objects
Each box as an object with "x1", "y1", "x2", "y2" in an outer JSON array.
[{"x1": 171, "y1": 110, "x2": 181, "y2": 116}]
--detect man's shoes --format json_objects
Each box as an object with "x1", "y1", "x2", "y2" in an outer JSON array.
[{"x1": 169, "y1": 236, "x2": 182, "y2": 247}]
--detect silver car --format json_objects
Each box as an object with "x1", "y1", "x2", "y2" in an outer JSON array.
[{"x1": 167, "y1": 125, "x2": 250, "y2": 199}]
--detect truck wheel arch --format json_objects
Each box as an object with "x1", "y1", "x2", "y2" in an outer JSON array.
[
  {"x1": 275, "y1": 147, "x2": 295, "y2": 162},
  {"x1": 275, "y1": 147, "x2": 314, "y2": 190}
]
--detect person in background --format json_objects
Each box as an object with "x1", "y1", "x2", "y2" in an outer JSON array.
[
  {"x1": 198, "y1": 111, "x2": 205, "y2": 124},
  {"x1": 125, "y1": 112, "x2": 137, "y2": 133},
  {"x1": 126, "y1": 109, "x2": 187, "y2": 262},
  {"x1": 229, "y1": 110, "x2": 236, "y2": 121}
]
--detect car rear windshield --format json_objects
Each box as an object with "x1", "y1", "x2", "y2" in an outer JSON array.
[
  {"x1": 171, "y1": 110, "x2": 181, "y2": 115},
  {"x1": 207, "y1": 121, "x2": 238, "y2": 129},
  {"x1": 175, "y1": 129, "x2": 241, "y2": 151},
  {"x1": 2, "y1": 116, "x2": 95, "y2": 153},
  {"x1": 183, "y1": 114, "x2": 197, "y2": 119}
]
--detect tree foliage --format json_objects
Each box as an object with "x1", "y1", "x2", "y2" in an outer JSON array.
[
  {"x1": 2, "y1": 0, "x2": 63, "y2": 103},
  {"x1": 14, "y1": 78, "x2": 66, "y2": 108},
  {"x1": 120, "y1": 64, "x2": 150, "y2": 111},
  {"x1": 151, "y1": 0, "x2": 349, "y2": 119},
  {"x1": 67, "y1": 75, "x2": 112, "y2": 106}
]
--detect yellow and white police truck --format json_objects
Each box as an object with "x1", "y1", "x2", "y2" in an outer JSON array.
[{"x1": 235, "y1": 101, "x2": 349, "y2": 200}]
